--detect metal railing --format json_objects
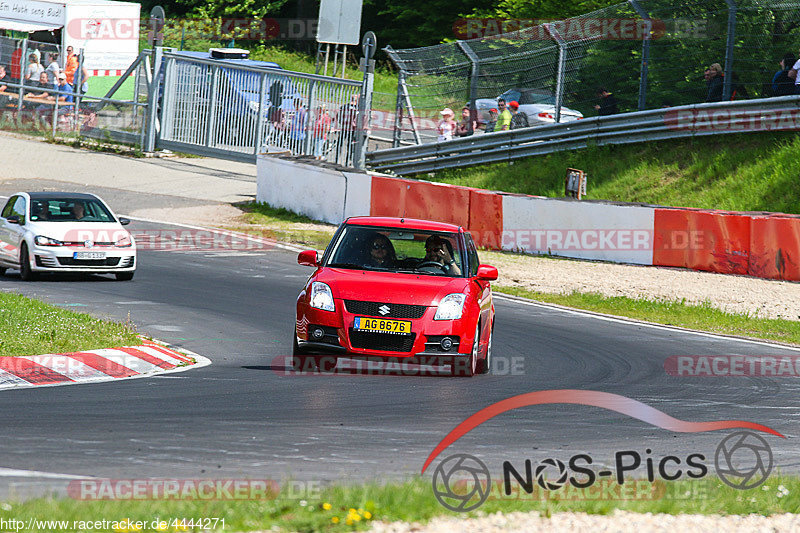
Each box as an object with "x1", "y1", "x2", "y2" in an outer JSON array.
[
  {"x1": 156, "y1": 50, "x2": 366, "y2": 165},
  {"x1": 366, "y1": 96, "x2": 800, "y2": 174}
]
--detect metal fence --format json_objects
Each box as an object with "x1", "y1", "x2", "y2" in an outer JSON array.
[
  {"x1": 385, "y1": 0, "x2": 800, "y2": 146},
  {"x1": 0, "y1": 36, "x2": 149, "y2": 148},
  {"x1": 157, "y1": 50, "x2": 367, "y2": 165},
  {"x1": 366, "y1": 95, "x2": 800, "y2": 174}
]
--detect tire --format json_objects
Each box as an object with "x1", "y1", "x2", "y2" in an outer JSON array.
[
  {"x1": 115, "y1": 271, "x2": 135, "y2": 281},
  {"x1": 19, "y1": 244, "x2": 36, "y2": 281},
  {"x1": 452, "y1": 322, "x2": 479, "y2": 377},
  {"x1": 291, "y1": 331, "x2": 317, "y2": 372},
  {"x1": 476, "y1": 322, "x2": 493, "y2": 375},
  {"x1": 0, "y1": 267, "x2": 6, "y2": 276}
]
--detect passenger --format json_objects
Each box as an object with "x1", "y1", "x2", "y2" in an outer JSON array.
[
  {"x1": 420, "y1": 235, "x2": 461, "y2": 276},
  {"x1": 365, "y1": 233, "x2": 396, "y2": 269}
]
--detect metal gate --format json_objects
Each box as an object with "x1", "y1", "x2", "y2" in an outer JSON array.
[{"x1": 154, "y1": 50, "x2": 366, "y2": 165}]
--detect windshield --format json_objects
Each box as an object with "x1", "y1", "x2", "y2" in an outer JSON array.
[
  {"x1": 326, "y1": 225, "x2": 465, "y2": 277},
  {"x1": 30, "y1": 198, "x2": 116, "y2": 223},
  {"x1": 500, "y1": 89, "x2": 522, "y2": 102}
]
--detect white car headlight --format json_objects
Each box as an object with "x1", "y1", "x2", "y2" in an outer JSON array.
[
  {"x1": 34, "y1": 235, "x2": 64, "y2": 247},
  {"x1": 434, "y1": 293, "x2": 466, "y2": 320},
  {"x1": 310, "y1": 282, "x2": 335, "y2": 312},
  {"x1": 115, "y1": 234, "x2": 133, "y2": 248}
]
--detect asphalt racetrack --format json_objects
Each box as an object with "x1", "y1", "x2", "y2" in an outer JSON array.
[{"x1": 0, "y1": 188, "x2": 798, "y2": 499}]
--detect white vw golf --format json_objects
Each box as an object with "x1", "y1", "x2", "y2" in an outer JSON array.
[{"x1": 0, "y1": 192, "x2": 137, "y2": 281}]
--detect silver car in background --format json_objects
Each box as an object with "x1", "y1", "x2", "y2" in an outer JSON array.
[
  {"x1": 0, "y1": 192, "x2": 136, "y2": 281},
  {"x1": 475, "y1": 88, "x2": 584, "y2": 127}
]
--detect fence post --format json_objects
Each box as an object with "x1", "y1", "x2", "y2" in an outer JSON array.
[
  {"x1": 74, "y1": 49, "x2": 85, "y2": 134},
  {"x1": 16, "y1": 39, "x2": 27, "y2": 124},
  {"x1": 254, "y1": 73, "x2": 267, "y2": 155},
  {"x1": 629, "y1": 0, "x2": 651, "y2": 110},
  {"x1": 304, "y1": 80, "x2": 317, "y2": 155},
  {"x1": 456, "y1": 40, "x2": 480, "y2": 135},
  {"x1": 544, "y1": 23, "x2": 566, "y2": 123},
  {"x1": 354, "y1": 57, "x2": 375, "y2": 169},
  {"x1": 205, "y1": 64, "x2": 219, "y2": 148},
  {"x1": 144, "y1": 46, "x2": 163, "y2": 153},
  {"x1": 392, "y1": 70, "x2": 405, "y2": 148},
  {"x1": 723, "y1": 0, "x2": 737, "y2": 100}
]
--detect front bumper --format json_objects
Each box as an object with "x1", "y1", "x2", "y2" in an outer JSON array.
[
  {"x1": 31, "y1": 246, "x2": 136, "y2": 273},
  {"x1": 296, "y1": 299, "x2": 475, "y2": 359}
]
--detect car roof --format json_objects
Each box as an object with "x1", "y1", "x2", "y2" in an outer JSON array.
[
  {"x1": 346, "y1": 216, "x2": 462, "y2": 232},
  {"x1": 171, "y1": 51, "x2": 282, "y2": 70},
  {"x1": 24, "y1": 192, "x2": 100, "y2": 201}
]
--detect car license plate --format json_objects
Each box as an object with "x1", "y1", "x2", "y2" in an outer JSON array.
[
  {"x1": 353, "y1": 317, "x2": 411, "y2": 335},
  {"x1": 73, "y1": 252, "x2": 106, "y2": 260}
]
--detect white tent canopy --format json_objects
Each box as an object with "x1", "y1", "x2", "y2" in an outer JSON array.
[{"x1": 0, "y1": 20, "x2": 62, "y2": 32}]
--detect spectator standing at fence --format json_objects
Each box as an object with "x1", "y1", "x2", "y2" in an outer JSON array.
[
  {"x1": 772, "y1": 53, "x2": 796, "y2": 96},
  {"x1": 336, "y1": 94, "x2": 360, "y2": 165},
  {"x1": 705, "y1": 63, "x2": 724, "y2": 102},
  {"x1": 10, "y1": 44, "x2": 22, "y2": 81},
  {"x1": 437, "y1": 108, "x2": 456, "y2": 141},
  {"x1": 495, "y1": 99, "x2": 512, "y2": 131},
  {"x1": 45, "y1": 53, "x2": 61, "y2": 82},
  {"x1": 289, "y1": 98, "x2": 307, "y2": 150},
  {"x1": 456, "y1": 105, "x2": 478, "y2": 137},
  {"x1": 0, "y1": 65, "x2": 7, "y2": 93},
  {"x1": 313, "y1": 105, "x2": 331, "y2": 160},
  {"x1": 63, "y1": 46, "x2": 78, "y2": 85},
  {"x1": 25, "y1": 54, "x2": 44, "y2": 81},
  {"x1": 508, "y1": 101, "x2": 529, "y2": 129},
  {"x1": 594, "y1": 88, "x2": 618, "y2": 116},
  {"x1": 484, "y1": 108, "x2": 498, "y2": 133}
]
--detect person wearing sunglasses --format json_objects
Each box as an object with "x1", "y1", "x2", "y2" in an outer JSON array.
[{"x1": 365, "y1": 233, "x2": 396, "y2": 268}]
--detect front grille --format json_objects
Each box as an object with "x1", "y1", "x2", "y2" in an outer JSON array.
[
  {"x1": 56, "y1": 257, "x2": 121, "y2": 266},
  {"x1": 348, "y1": 329, "x2": 416, "y2": 352},
  {"x1": 344, "y1": 300, "x2": 427, "y2": 319}
]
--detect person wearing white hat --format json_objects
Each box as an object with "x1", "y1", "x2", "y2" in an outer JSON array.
[{"x1": 437, "y1": 107, "x2": 456, "y2": 142}]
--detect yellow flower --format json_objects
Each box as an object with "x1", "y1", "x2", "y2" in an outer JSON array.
[
  {"x1": 364, "y1": 511, "x2": 372, "y2": 520},
  {"x1": 346, "y1": 519, "x2": 353, "y2": 525},
  {"x1": 349, "y1": 508, "x2": 357, "y2": 514},
  {"x1": 322, "y1": 502, "x2": 332, "y2": 510},
  {"x1": 331, "y1": 517, "x2": 339, "y2": 524}
]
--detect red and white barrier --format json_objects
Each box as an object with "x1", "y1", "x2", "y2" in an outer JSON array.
[
  {"x1": 256, "y1": 155, "x2": 800, "y2": 281},
  {"x1": 0, "y1": 342, "x2": 207, "y2": 390}
]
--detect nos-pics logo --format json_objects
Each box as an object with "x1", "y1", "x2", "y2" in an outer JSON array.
[{"x1": 423, "y1": 390, "x2": 782, "y2": 512}]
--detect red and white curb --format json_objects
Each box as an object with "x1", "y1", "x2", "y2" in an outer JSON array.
[{"x1": 0, "y1": 341, "x2": 211, "y2": 390}]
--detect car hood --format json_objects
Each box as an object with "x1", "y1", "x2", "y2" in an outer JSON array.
[
  {"x1": 26, "y1": 222, "x2": 130, "y2": 243},
  {"x1": 315, "y1": 268, "x2": 469, "y2": 306}
]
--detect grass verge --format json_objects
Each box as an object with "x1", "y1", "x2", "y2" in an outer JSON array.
[
  {"x1": 430, "y1": 131, "x2": 800, "y2": 214},
  {"x1": 493, "y1": 285, "x2": 800, "y2": 345},
  {"x1": 232, "y1": 201, "x2": 336, "y2": 250},
  {"x1": 1, "y1": 476, "x2": 798, "y2": 532},
  {"x1": 0, "y1": 292, "x2": 140, "y2": 357}
]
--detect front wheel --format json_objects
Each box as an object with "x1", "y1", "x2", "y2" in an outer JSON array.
[
  {"x1": 115, "y1": 271, "x2": 135, "y2": 281},
  {"x1": 476, "y1": 322, "x2": 492, "y2": 375},
  {"x1": 19, "y1": 244, "x2": 36, "y2": 281}
]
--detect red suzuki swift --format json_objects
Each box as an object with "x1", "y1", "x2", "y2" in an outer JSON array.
[{"x1": 294, "y1": 217, "x2": 497, "y2": 377}]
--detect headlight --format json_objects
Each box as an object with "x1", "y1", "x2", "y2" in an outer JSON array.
[
  {"x1": 310, "y1": 282, "x2": 335, "y2": 312},
  {"x1": 115, "y1": 234, "x2": 132, "y2": 247},
  {"x1": 34, "y1": 235, "x2": 64, "y2": 246},
  {"x1": 434, "y1": 293, "x2": 466, "y2": 320}
]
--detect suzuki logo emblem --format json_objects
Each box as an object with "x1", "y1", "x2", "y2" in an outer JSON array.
[{"x1": 378, "y1": 305, "x2": 390, "y2": 315}]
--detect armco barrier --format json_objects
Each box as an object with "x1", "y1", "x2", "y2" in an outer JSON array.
[
  {"x1": 749, "y1": 215, "x2": 800, "y2": 281},
  {"x1": 653, "y1": 209, "x2": 750, "y2": 275}
]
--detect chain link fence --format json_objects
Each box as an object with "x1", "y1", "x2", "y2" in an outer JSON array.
[{"x1": 385, "y1": 0, "x2": 800, "y2": 145}]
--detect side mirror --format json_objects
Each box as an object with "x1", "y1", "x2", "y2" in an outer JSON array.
[
  {"x1": 297, "y1": 250, "x2": 319, "y2": 267},
  {"x1": 119, "y1": 217, "x2": 131, "y2": 226},
  {"x1": 6, "y1": 215, "x2": 19, "y2": 225},
  {"x1": 476, "y1": 264, "x2": 498, "y2": 281}
]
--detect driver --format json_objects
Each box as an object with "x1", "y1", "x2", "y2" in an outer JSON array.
[
  {"x1": 365, "y1": 233, "x2": 396, "y2": 268},
  {"x1": 421, "y1": 235, "x2": 461, "y2": 275},
  {"x1": 72, "y1": 201, "x2": 86, "y2": 220}
]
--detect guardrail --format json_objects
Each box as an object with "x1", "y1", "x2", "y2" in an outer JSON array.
[{"x1": 366, "y1": 96, "x2": 800, "y2": 175}]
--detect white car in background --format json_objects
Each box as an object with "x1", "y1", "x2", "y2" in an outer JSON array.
[
  {"x1": 475, "y1": 88, "x2": 584, "y2": 127},
  {"x1": 0, "y1": 192, "x2": 136, "y2": 281}
]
